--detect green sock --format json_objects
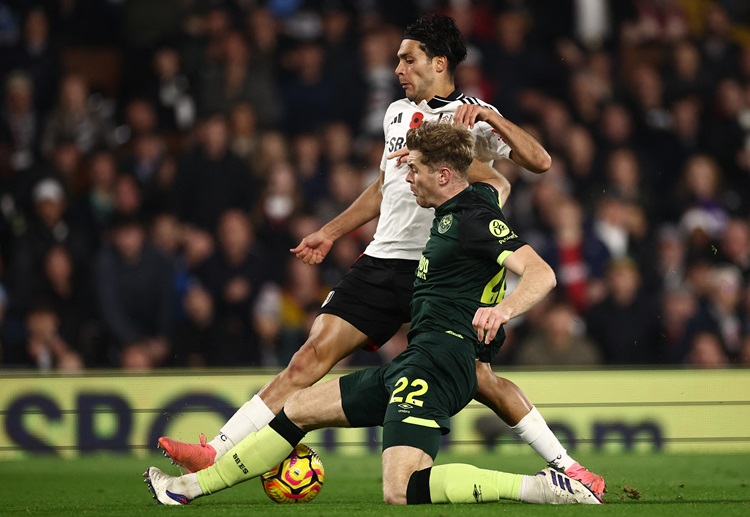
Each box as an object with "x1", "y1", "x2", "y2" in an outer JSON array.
[
  {"x1": 196, "y1": 424, "x2": 293, "y2": 495},
  {"x1": 429, "y1": 464, "x2": 523, "y2": 504}
]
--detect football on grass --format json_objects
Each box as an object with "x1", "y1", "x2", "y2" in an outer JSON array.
[{"x1": 260, "y1": 443, "x2": 324, "y2": 503}]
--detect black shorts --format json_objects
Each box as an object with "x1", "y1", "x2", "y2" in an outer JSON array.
[
  {"x1": 339, "y1": 331, "x2": 479, "y2": 459},
  {"x1": 320, "y1": 254, "x2": 418, "y2": 349}
]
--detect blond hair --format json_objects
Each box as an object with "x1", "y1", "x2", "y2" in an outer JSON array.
[{"x1": 405, "y1": 121, "x2": 473, "y2": 178}]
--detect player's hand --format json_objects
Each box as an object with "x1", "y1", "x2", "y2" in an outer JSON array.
[
  {"x1": 290, "y1": 231, "x2": 334, "y2": 265},
  {"x1": 386, "y1": 146, "x2": 410, "y2": 166},
  {"x1": 454, "y1": 104, "x2": 492, "y2": 129},
  {"x1": 472, "y1": 305, "x2": 510, "y2": 345}
]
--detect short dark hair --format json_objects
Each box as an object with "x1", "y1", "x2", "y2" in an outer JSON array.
[
  {"x1": 406, "y1": 121, "x2": 474, "y2": 178},
  {"x1": 404, "y1": 13, "x2": 467, "y2": 76}
]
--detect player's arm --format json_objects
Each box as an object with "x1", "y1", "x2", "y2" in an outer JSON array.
[
  {"x1": 473, "y1": 245, "x2": 556, "y2": 344},
  {"x1": 467, "y1": 160, "x2": 511, "y2": 207},
  {"x1": 290, "y1": 171, "x2": 384, "y2": 265},
  {"x1": 454, "y1": 104, "x2": 551, "y2": 174}
]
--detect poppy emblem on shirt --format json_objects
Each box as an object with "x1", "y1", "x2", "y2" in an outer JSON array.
[
  {"x1": 438, "y1": 214, "x2": 453, "y2": 234},
  {"x1": 410, "y1": 111, "x2": 424, "y2": 128},
  {"x1": 489, "y1": 219, "x2": 509, "y2": 238}
]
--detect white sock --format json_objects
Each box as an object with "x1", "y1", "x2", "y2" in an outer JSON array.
[
  {"x1": 511, "y1": 407, "x2": 575, "y2": 470},
  {"x1": 518, "y1": 475, "x2": 544, "y2": 503},
  {"x1": 174, "y1": 472, "x2": 204, "y2": 500},
  {"x1": 208, "y1": 395, "x2": 276, "y2": 459}
]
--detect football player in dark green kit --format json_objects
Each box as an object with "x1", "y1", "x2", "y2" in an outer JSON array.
[{"x1": 145, "y1": 121, "x2": 601, "y2": 507}]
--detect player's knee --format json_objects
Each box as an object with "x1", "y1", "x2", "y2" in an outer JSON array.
[
  {"x1": 285, "y1": 342, "x2": 322, "y2": 381},
  {"x1": 474, "y1": 365, "x2": 500, "y2": 397}
]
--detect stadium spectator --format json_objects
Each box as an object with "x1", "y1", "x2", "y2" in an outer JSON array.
[
  {"x1": 0, "y1": 69, "x2": 42, "y2": 174},
  {"x1": 280, "y1": 39, "x2": 336, "y2": 134},
  {"x1": 679, "y1": 264, "x2": 747, "y2": 363},
  {"x1": 5, "y1": 7, "x2": 61, "y2": 116},
  {"x1": 146, "y1": 45, "x2": 196, "y2": 132},
  {"x1": 537, "y1": 195, "x2": 610, "y2": 314},
  {"x1": 24, "y1": 302, "x2": 83, "y2": 371},
  {"x1": 198, "y1": 30, "x2": 282, "y2": 129},
  {"x1": 69, "y1": 149, "x2": 117, "y2": 249},
  {"x1": 514, "y1": 299, "x2": 602, "y2": 367},
  {"x1": 195, "y1": 209, "x2": 276, "y2": 366},
  {"x1": 585, "y1": 256, "x2": 665, "y2": 364},
  {"x1": 228, "y1": 101, "x2": 260, "y2": 167},
  {"x1": 6, "y1": 177, "x2": 90, "y2": 317},
  {"x1": 41, "y1": 73, "x2": 116, "y2": 158},
  {"x1": 94, "y1": 214, "x2": 173, "y2": 368},
  {"x1": 660, "y1": 284, "x2": 699, "y2": 363},
  {"x1": 170, "y1": 282, "x2": 223, "y2": 367},
  {"x1": 171, "y1": 114, "x2": 259, "y2": 232},
  {"x1": 685, "y1": 331, "x2": 731, "y2": 367},
  {"x1": 39, "y1": 244, "x2": 96, "y2": 364}
]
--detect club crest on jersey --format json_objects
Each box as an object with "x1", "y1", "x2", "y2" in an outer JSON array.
[
  {"x1": 438, "y1": 214, "x2": 453, "y2": 234},
  {"x1": 489, "y1": 219, "x2": 510, "y2": 238}
]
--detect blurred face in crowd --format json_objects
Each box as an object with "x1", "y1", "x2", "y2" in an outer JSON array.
[
  {"x1": 230, "y1": 102, "x2": 257, "y2": 136},
  {"x1": 202, "y1": 116, "x2": 229, "y2": 158},
  {"x1": 89, "y1": 151, "x2": 117, "y2": 191},
  {"x1": 184, "y1": 284, "x2": 214, "y2": 324},
  {"x1": 683, "y1": 155, "x2": 720, "y2": 199},
  {"x1": 607, "y1": 259, "x2": 641, "y2": 305},
  {"x1": 114, "y1": 175, "x2": 142, "y2": 215},
  {"x1": 218, "y1": 210, "x2": 252, "y2": 261},
  {"x1": 44, "y1": 246, "x2": 73, "y2": 286},
  {"x1": 150, "y1": 213, "x2": 182, "y2": 257},
  {"x1": 126, "y1": 100, "x2": 158, "y2": 135},
  {"x1": 153, "y1": 47, "x2": 180, "y2": 79},
  {"x1": 24, "y1": 8, "x2": 49, "y2": 46},
  {"x1": 60, "y1": 74, "x2": 88, "y2": 111},
  {"x1": 113, "y1": 222, "x2": 145, "y2": 262},
  {"x1": 5, "y1": 74, "x2": 33, "y2": 113},
  {"x1": 35, "y1": 196, "x2": 65, "y2": 227}
]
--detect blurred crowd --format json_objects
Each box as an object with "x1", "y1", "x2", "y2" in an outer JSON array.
[{"x1": 0, "y1": 0, "x2": 749, "y2": 371}]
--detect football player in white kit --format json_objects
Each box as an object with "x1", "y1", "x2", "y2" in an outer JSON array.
[{"x1": 158, "y1": 13, "x2": 605, "y2": 500}]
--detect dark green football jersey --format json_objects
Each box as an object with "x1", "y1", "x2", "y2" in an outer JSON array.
[{"x1": 409, "y1": 182, "x2": 527, "y2": 361}]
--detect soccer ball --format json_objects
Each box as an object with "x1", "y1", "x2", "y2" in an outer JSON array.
[{"x1": 260, "y1": 443, "x2": 324, "y2": 503}]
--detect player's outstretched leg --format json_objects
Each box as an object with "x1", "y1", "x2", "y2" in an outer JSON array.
[
  {"x1": 473, "y1": 364, "x2": 606, "y2": 499},
  {"x1": 158, "y1": 314, "x2": 367, "y2": 472}
]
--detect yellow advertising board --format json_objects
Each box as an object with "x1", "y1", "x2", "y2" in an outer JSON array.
[{"x1": 1, "y1": 368, "x2": 749, "y2": 459}]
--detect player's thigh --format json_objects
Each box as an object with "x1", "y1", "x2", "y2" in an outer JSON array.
[
  {"x1": 303, "y1": 313, "x2": 370, "y2": 367},
  {"x1": 286, "y1": 378, "x2": 349, "y2": 431}
]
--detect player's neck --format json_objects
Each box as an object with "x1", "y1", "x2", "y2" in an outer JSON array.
[
  {"x1": 423, "y1": 80, "x2": 456, "y2": 104},
  {"x1": 435, "y1": 181, "x2": 469, "y2": 208}
]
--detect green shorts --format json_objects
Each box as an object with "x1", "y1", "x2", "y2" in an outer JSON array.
[{"x1": 340, "y1": 331, "x2": 478, "y2": 459}]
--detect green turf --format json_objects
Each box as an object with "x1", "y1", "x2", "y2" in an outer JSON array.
[{"x1": 0, "y1": 452, "x2": 748, "y2": 516}]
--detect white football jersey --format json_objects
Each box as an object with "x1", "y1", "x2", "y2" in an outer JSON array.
[{"x1": 364, "y1": 90, "x2": 512, "y2": 260}]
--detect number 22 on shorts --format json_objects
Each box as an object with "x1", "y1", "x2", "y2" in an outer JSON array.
[{"x1": 389, "y1": 377, "x2": 428, "y2": 407}]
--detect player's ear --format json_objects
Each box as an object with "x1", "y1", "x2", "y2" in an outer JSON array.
[
  {"x1": 435, "y1": 56, "x2": 446, "y2": 73},
  {"x1": 438, "y1": 167, "x2": 451, "y2": 185}
]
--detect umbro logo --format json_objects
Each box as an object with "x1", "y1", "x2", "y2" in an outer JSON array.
[{"x1": 398, "y1": 403, "x2": 413, "y2": 410}]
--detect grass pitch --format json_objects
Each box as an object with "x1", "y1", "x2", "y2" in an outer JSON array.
[{"x1": 0, "y1": 452, "x2": 748, "y2": 516}]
